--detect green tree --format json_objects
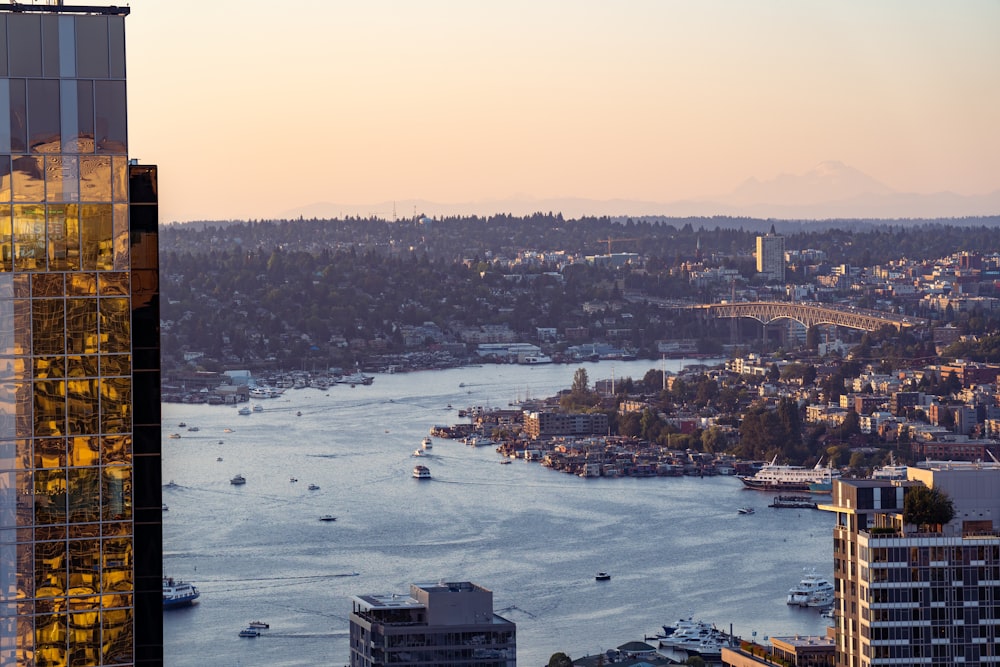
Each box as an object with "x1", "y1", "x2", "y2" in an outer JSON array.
[
  {"x1": 548, "y1": 652, "x2": 573, "y2": 667},
  {"x1": 903, "y1": 485, "x2": 955, "y2": 529},
  {"x1": 572, "y1": 368, "x2": 589, "y2": 394}
]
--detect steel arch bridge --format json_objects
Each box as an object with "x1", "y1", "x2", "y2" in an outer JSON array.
[{"x1": 699, "y1": 302, "x2": 927, "y2": 332}]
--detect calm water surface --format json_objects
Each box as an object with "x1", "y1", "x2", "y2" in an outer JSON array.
[{"x1": 161, "y1": 360, "x2": 833, "y2": 666}]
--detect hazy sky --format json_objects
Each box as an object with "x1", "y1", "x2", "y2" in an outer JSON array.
[{"x1": 124, "y1": 1, "x2": 1000, "y2": 222}]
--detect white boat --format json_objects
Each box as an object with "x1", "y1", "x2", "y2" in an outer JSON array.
[
  {"x1": 252, "y1": 404, "x2": 263, "y2": 412},
  {"x1": 163, "y1": 577, "x2": 200, "y2": 609},
  {"x1": 740, "y1": 455, "x2": 840, "y2": 491},
  {"x1": 248, "y1": 620, "x2": 269, "y2": 629},
  {"x1": 167, "y1": 433, "x2": 181, "y2": 439},
  {"x1": 656, "y1": 618, "x2": 735, "y2": 658},
  {"x1": 595, "y1": 572, "x2": 611, "y2": 581},
  {"x1": 238, "y1": 628, "x2": 260, "y2": 638},
  {"x1": 787, "y1": 569, "x2": 835, "y2": 607},
  {"x1": 521, "y1": 354, "x2": 553, "y2": 365},
  {"x1": 237, "y1": 406, "x2": 252, "y2": 416},
  {"x1": 161, "y1": 504, "x2": 169, "y2": 511},
  {"x1": 412, "y1": 450, "x2": 423, "y2": 457},
  {"x1": 421, "y1": 436, "x2": 433, "y2": 449},
  {"x1": 230, "y1": 474, "x2": 246, "y2": 485},
  {"x1": 737, "y1": 506, "x2": 754, "y2": 514},
  {"x1": 413, "y1": 465, "x2": 431, "y2": 479}
]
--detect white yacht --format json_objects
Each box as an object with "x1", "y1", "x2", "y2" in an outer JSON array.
[
  {"x1": 787, "y1": 569, "x2": 835, "y2": 607},
  {"x1": 412, "y1": 465, "x2": 431, "y2": 480},
  {"x1": 740, "y1": 455, "x2": 840, "y2": 491}
]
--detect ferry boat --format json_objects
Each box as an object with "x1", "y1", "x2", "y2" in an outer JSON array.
[
  {"x1": 740, "y1": 455, "x2": 840, "y2": 492},
  {"x1": 163, "y1": 577, "x2": 200, "y2": 608},
  {"x1": 413, "y1": 465, "x2": 431, "y2": 479},
  {"x1": 787, "y1": 569, "x2": 835, "y2": 607},
  {"x1": 238, "y1": 628, "x2": 260, "y2": 638}
]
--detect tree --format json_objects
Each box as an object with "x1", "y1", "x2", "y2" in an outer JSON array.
[
  {"x1": 548, "y1": 652, "x2": 573, "y2": 667},
  {"x1": 903, "y1": 485, "x2": 955, "y2": 529},
  {"x1": 572, "y1": 368, "x2": 589, "y2": 394}
]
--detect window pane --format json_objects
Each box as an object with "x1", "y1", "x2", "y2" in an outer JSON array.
[
  {"x1": 12, "y1": 156, "x2": 44, "y2": 203},
  {"x1": 8, "y1": 15, "x2": 42, "y2": 77},
  {"x1": 79, "y1": 157, "x2": 110, "y2": 202},
  {"x1": 13, "y1": 204, "x2": 45, "y2": 271},
  {"x1": 75, "y1": 16, "x2": 108, "y2": 79},
  {"x1": 93, "y1": 81, "x2": 125, "y2": 154},
  {"x1": 27, "y1": 79, "x2": 59, "y2": 153}
]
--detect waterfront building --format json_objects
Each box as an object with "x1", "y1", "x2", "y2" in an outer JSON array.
[
  {"x1": 524, "y1": 410, "x2": 609, "y2": 439},
  {"x1": 820, "y1": 462, "x2": 1000, "y2": 666},
  {"x1": 0, "y1": 4, "x2": 162, "y2": 665},
  {"x1": 756, "y1": 227, "x2": 785, "y2": 282},
  {"x1": 348, "y1": 581, "x2": 516, "y2": 666},
  {"x1": 722, "y1": 632, "x2": 835, "y2": 666}
]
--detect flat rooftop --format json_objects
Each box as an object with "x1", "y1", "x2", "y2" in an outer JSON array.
[
  {"x1": 0, "y1": 3, "x2": 129, "y2": 16},
  {"x1": 351, "y1": 593, "x2": 422, "y2": 612}
]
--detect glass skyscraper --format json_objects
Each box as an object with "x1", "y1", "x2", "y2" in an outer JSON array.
[{"x1": 0, "y1": 4, "x2": 162, "y2": 666}]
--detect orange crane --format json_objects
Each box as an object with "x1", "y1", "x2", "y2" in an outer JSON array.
[{"x1": 597, "y1": 237, "x2": 641, "y2": 255}]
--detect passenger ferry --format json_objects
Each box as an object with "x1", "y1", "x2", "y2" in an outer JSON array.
[
  {"x1": 163, "y1": 577, "x2": 200, "y2": 609},
  {"x1": 740, "y1": 455, "x2": 839, "y2": 492}
]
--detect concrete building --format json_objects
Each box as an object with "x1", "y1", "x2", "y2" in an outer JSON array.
[
  {"x1": 723, "y1": 632, "x2": 835, "y2": 666},
  {"x1": 820, "y1": 462, "x2": 1000, "y2": 666},
  {"x1": 524, "y1": 411, "x2": 609, "y2": 439},
  {"x1": 0, "y1": 4, "x2": 162, "y2": 665},
  {"x1": 348, "y1": 581, "x2": 515, "y2": 666},
  {"x1": 756, "y1": 228, "x2": 785, "y2": 282}
]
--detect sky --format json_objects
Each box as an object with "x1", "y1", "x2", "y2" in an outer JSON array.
[{"x1": 122, "y1": 1, "x2": 1000, "y2": 222}]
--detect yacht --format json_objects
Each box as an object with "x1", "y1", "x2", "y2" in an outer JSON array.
[
  {"x1": 412, "y1": 465, "x2": 431, "y2": 480},
  {"x1": 787, "y1": 569, "x2": 835, "y2": 607},
  {"x1": 737, "y1": 506, "x2": 755, "y2": 515},
  {"x1": 656, "y1": 618, "x2": 735, "y2": 658},
  {"x1": 163, "y1": 577, "x2": 200, "y2": 609},
  {"x1": 740, "y1": 455, "x2": 840, "y2": 492},
  {"x1": 421, "y1": 436, "x2": 433, "y2": 449},
  {"x1": 167, "y1": 433, "x2": 181, "y2": 439},
  {"x1": 230, "y1": 474, "x2": 246, "y2": 485}
]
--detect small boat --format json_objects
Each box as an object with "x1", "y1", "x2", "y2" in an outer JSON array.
[
  {"x1": 499, "y1": 459, "x2": 512, "y2": 465},
  {"x1": 421, "y1": 436, "x2": 433, "y2": 450},
  {"x1": 238, "y1": 628, "x2": 260, "y2": 638},
  {"x1": 218, "y1": 440, "x2": 224, "y2": 444},
  {"x1": 187, "y1": 426, "x2": 199, "y2": 432},
  {"x1": 167, "y1": 433, "x2": 181, "y2": 439},
  {"x1": 161, "y1": 504, "x2": 169, "y2": 511},
  {"x1": 248, "y1": 621, "x2": 269, "y2": 629},
  {"x1": 290, "y1": 477, "x2": 298, "y2": 483},
  {"x1": 595, "y1": 572, "x2": 611, "y2": 581},
  {"x1": 223, "y1": 428, "x2": 234, "y2": 433},
  {"x1": 237, "y1": 406, "x2": 252, "y2": 416},
  {"x1": 296, "y1": 411, "x2": 302, "y2": 417},
  {"x1": 252, "y1": 404, "x2": 263, "y2": 412},
  {"x1": 216, "y1": 456, "x2": 223, "y2": 462},
  {"x1": 165, "y1": 480, "x2": 178, "y2": 488},
  {"x1": 413, "y1": 465, "x2": 431, "y2": 480},
  {"x1": 178, "y1": 422, "x2": 187, "y2": 428},
  {"x1": 412, "y1": 450, "x2": 423, "y2": 457},
  {"x1": 737, "y1": 507, "x2": 755, "y2": 515},
  {"x1": 230, "y1": 474, "x2": 246, "y2": 485},
  {"x1": 163, "y1": 577, "x2": 199, "y2": 608},
  {"x1": 308, "y1": 483, "x2": 320, "y2": 490},
  {"x1": 319, "y1": 515, "x2": 337, "y2": 522}
]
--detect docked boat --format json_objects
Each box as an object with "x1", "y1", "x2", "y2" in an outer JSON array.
[
  {"x1": 740, "y1": 455, "x2": 840, "y2": 492},
  {"x1": 769, "y1": 495, "x2": 818, "y2": 509},
  {"x1": 656, "y1": 618, "x2": 735, "y2": 658},
  {"x1": 163, "y1": 577, "x2": 200, "y2": 608},
  {"x1": 230, "y1": 474, "x2": 246, "y2": 485},
  {"x1": 238, "y1": 628, "x2": 260, "y2": 638},
  {"x1": 413, "y1": 465, "x2": 431, "y2": 479},
  {"x1": 737, "y1": 506, "x2": 754, "y2": 514},
  {"x1": 595, "y1": 572, "x2": 611, "y2": 581},
  {"x1": 237, "y1": 406, "x2": 252, "y2": 416},
  {"x1": 421, "y1": 436, "x2": 433, "y2": 449},
  {"x1": 521, "y1": 354, "x2": 553, "y2": 365},
  {"x1": 319, "y1": 515, "x2": 337, "y2": 522},
  {"x1": 308, "y1": 483, "x2": 320, "y2": 490},
  {"x1": 248, "y1": 621, "x2": 269, "y2": 629},
  {"x1": 787, "y1": 569, "x2": 835, "y2": 607}
]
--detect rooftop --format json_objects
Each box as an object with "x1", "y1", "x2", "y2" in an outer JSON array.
[{"x1": 0, "y1": 3, "x2": 129, "y2": 15}]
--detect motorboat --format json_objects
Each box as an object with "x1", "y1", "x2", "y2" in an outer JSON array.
[
  {"x1": 412, "y1": 450, "x2": 423, "y2": 457},
  {"x1": 787, "y1": 569, "x2": 835, "y2": 607},
  {"x1": 216, "y1": 456, "x2": 223, "y2": 462},
  {"x1": 237, "y1": 406, "x2": 252, "y2": 416},
  {"x1": 499, "y1": 459, "x2": 512, "y2": 465},
  {"x1": 296, "y1": 411, "x2": 302, "y2": 417},
  {"x1": 413, "y1": 465, "x2": 431, "y2": 479},
  {"x1": 223, "y1": 428, "x2": 234, "y2": 433},
  {"x1": 595, "y1": 572, "x2": 611, "y2": 581},
  {"x1": 252, "y1": 404, "x2": 263, "y2": 412},
  {"x1": 248, "y1": 621, "x2": 269, "y2": 629},
  {"x1": 165, "y1": 480, "x2": 178, "y2": 488},
  {"x1": 163, "y1": 577, "x2": 200, "y2": 609},
  {"x1": 161, "y1": 504, "x2": 169, "y2": 511},
  {"x1": 737, "y1": 506, "x2": 755, "y2": 515},
  {"x1": 319, "y1": 515, "x2": 337, "y2": 522},
  {"x1": 178, "y1": 422, "x2": 187, "y2": 428},
  {"x1": 656, "y1": 617, "x2": 735, "y2": 658},
  {"x1": 187, "y1": 426, "x2": 199, "y2": 432},
  {"x1": 167, "y1": 433, "x2": 181, "y2": 439},
  {"x1": 289, "y1": 477, "x2": 298, "y2": 483},
  {"x1": 230, "y1": 474, "x2": 246, "y2": 485},
  {"x1": 421, "y1": 436, "x2": 433, "y2": 449},
  {"x1": 740, "y1": 455, "x2": 840, "y2": 492},
  {"x1": 308, "y1": 483, "x2": 320, "y2": 490},
  {"x1": 238, "y1": 628, "x2": 260, "y2": 638}
]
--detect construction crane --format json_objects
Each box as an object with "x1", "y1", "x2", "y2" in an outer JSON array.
[{"x1": 596, "y1": 237, "x2": 641, "y2": 255}]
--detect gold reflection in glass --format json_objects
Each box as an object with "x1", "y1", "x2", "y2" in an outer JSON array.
[
  {"x1": 66, "y1": 272, "x2": 96, "y2": 296},
  {"x1": 33, "y1": 379, "x2": 66, "y2": 437},
  {"x1": 69, "y1": 437, "x2": 99, "y2": 468},
  {"x1": 34, "y1": 438, "x2": 66, "y2": 469},
  {"x1": 66, "y1": 355, "x2": 99, "y2": 378},
  {"x1": 100, "y1": 435, "x2": 128, "y2": 466},
  {"x1": 102, "y1": 605, "x2": 133, "y2": 664},
  {"x1": 35, "y1": 613, "x2": 67, "y2": 667},
  {"x1": 99, "y1": 376, "x2": 130, "y2": 434},
  {"x1": 17, "y1": 542, "x2": 34, "y2": 601},
  {"x1": 101, "y1": 466, "x2": 130, "y2": 521},
  {"x1": 97, "y1": 272, "x2": 127, "y2": 296},
  {"x1": 99, "y1": 355, "x2": 129, "y2": 377},
  {"x1": 15, "y1": 439, "x2": 30, "y2": 470},
  {"x1": 79, "y1": 157, "x2": 111, "y2": 202},
  {"x1": 0, "y1": 204, "x2": 11, "y2": 271},
  {"x1": 11, "y1": 156, "x2": 44, "y2": 203},
  {"x1": 65, "y1": 298, "x2": 97, "y2": 354},
  {"x1": 45, "y1": 155, "x2": 79, "y2": 204},
  {"x1": 68, "y1": 523, "x2": 100, "y2": 540},
  {"x1": 13, "y1": 204, "x2": 45, "y2": 272},
  {"x1": 66, "y1": 378, "x2": 99, "y2": 435},
  {"x1": 100, "y1": 537, "x2": 132, "y2": 590},
  {"x1": 34, "y1": 468, "x2": 67, "y2": 526},
  {"x1": 16, "y1": 381, "x2": 32, "y2": 438},
  {"x1": 111, "y1": 156, "x2": 127, "y2": 202},
  {"x1": 16, "y1": 611, "x2": 34, "y2": 664},
  {"x1": 79, "y1": 204, "x2": 111, "y2": 272},
  {"x1": 98, "y1": 297, "x2": 128, "y2": 353},
  {"x1": 45, "y1": 204, "x2": 70, "y2": 271},
  {"x1": 33, "y1": 357, "x2": 65, "y2": 380},
  {"x1": 64, "y1": 204, "x2": 80, "y2": 272},
  {"x1": 31, "y1": 299, "x2": 65, "y2": 356},
  {"x1": 31, "y1": 273, "x2": 64, "y2": 298},
  {"x1": 68, "y1": 540, "x2": 100, "y2": 596},
  {"x1": 113, "y1": 203, "x2": 128, "y2": 270},
  {"x1": 68, "y1": 612, "x2": 101, "y2": 666},
  {"x1": 68, "y1": 468, "x2": 100, "y2": 523},
  {"x1": 100, "y1": 522, "x2": 129, "y2": 538}
]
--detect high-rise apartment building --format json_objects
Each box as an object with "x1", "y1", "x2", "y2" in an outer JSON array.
[
  {"x1": 821, "y1": 463, "x2": 1000, "y2": 666},
  {"x1": 0, "y1": 4, "x2": 162, "y2": 666},
  {"x1": 349, "y1": 581, "x2": 516, "y2": 666},
  {"x1": 756, "y1": 227, "x2": 785, "y2": 282}
]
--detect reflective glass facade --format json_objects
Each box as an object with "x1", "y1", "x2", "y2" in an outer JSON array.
[{"x1": 0, "y1": 6, "x2": 161, "y2": 666}]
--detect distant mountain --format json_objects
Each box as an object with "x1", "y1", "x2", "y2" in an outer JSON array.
[{"x1": 279, "y1": 162, "x2": 999, "y2": 221}]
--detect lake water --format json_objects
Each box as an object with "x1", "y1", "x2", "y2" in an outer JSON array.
[{"x1": 161, "y1": 360, "x2": 833, "y2": 667}]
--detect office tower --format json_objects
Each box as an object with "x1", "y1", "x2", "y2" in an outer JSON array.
[
  {"x1": 821, "y1": 463, "x2": 1000, "y2": 667},
  {"x1": 349, "y1": 581, "x2": 516, "y2": 666},
  {"x1": 0, "y1": 4, "x2": 162, "y2": 666},
  {"x1": 756, "y1": 226, "x2": 785, "y2": 282}
]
